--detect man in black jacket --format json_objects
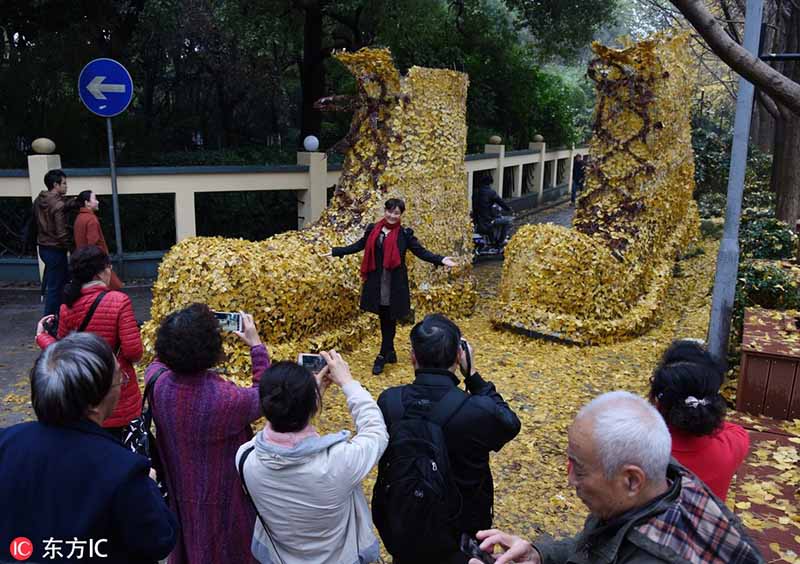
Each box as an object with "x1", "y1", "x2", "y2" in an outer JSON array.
[
  {"x1": 374, "y1": 313, "x2": 521, "y2": 563},
  {"x1": 473, "y1": 176, "x2": 514, "y2": 245}
]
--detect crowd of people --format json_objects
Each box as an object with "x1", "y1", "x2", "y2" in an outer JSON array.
[{"x1": 0, "y1": 174, "x2": 763, "y2": 563}]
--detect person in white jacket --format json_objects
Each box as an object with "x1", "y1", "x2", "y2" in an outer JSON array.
[{"x1": 236, "y1": 349, "x2": 388, "y2": 564}]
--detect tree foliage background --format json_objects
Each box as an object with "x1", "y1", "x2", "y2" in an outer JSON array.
[{"x1": 0, "y1": 0, "x2": 615, "y2": 170}]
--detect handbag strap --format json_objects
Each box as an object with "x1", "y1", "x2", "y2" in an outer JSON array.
[
  {"x1": 78, "y1": 291, "x2": 108, "y2": 332},
  {"x1": 238, "y1": 445, "x2": 285, "y2": 564},
  {"x1": 142, "y1": 366, "x2": 168, "y2": 415}
]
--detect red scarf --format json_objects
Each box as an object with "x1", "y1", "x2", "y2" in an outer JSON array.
[{"x1": 360, "y1": 219, "x2": 402, "y2": 281}]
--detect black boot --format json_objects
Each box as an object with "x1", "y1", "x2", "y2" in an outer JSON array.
[
  {"x1": 372, "y1": 354, "x2": 386, "y2": 375},
  {"x1": 384, "y1": 350, "x2": 397, "y2": 364}
]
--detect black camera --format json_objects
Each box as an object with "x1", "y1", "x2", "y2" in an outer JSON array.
[{"x1": 460, "y1": 533, "x2": 495, "y2": 563}]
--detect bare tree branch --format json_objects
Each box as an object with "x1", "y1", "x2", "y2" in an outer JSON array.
[
  {"x1": 670, "y1": 0, "x2": 800, "y2": 116},
  {"x1": 756, "y1": 88, "x2": 781, "y2": 117}
]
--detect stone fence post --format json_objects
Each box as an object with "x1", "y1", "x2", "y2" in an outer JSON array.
[
  {"x1": 484, "y1": 143, "x2": 505, "y2": 196},
  {"x1": 529, "y1": 138, "x2": 546, "y2": 204},
  {"x1": 297, "y1": 151, "x2": 327, "y2": 229},
  {"x1": 27, "y1": 147, "x2": 63, "y2": 280}
]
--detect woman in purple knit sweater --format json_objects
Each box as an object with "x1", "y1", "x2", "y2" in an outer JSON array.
[{"x1": 146, "y1": 303, "x2": 268, "y2": 564}]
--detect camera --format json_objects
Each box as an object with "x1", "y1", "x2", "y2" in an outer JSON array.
[
  {"x1": 460, "y1": 533, "x2": 495, "y2": 563},
  {"x1": 298, "y1": 353, "x2": 327, "y2": 374}
]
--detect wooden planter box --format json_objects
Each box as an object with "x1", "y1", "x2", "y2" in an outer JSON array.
[{"x1": 737, "y1": 308, "x2": 800, "y2": 420}]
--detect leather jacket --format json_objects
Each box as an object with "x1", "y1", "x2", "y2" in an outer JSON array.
[{"x1": 33, "y1": 190, "x2": 71, "y2": 249}]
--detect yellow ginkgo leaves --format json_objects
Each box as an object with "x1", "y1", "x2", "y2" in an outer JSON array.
[
  {"x1": 142, "y1": 49, "x2": 477, "y2": 382},
  {"x1": 494, "y1": 32, "x2": 700, "y2": 344}
]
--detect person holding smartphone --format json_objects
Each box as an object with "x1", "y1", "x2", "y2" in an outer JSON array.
[
  {"x1": 236, "y1": 350, "x2": 388, "y2": 564},
  {"x1": 144, "y1": 304, "x2": 269, "y2": 564},
  {"x1": 324, "y1": 198, "x2": 458, "y2": 375}
]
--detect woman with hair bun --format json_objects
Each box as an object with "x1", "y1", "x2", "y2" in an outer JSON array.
[
  {"x1": 236, "y1": 350, "x2": 388, "y2": 564},
  {"x1": 649, "y1": 339, "x2": 750, "y2": 500},
  {"x1": 35, "y1": 245, "x2": 143, "y2": 449}
]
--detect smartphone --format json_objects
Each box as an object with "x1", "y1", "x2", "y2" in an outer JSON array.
[
  {"x1": 460, "y1": 533, "x2": 496, "y2": 563},
  {"x1": 213, "y1": 311, "x2": 243, "y2": 332},
  {"x1": 298, "y1": 353, "x2": 327, "y2": 374}
]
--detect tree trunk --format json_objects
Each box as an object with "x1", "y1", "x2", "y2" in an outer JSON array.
[
  {"x1": 299, "y1": 1, "x2": 325, "y2": 145},
  {"x1": 750, "y1": 98, "x2": 775, "y2": 152},
  {"x1": 772, "y1": 3, "x2": 800, "y2": 224},
  {"x1": 773, "y1": 110, "x2": 800, "y2": 224}
]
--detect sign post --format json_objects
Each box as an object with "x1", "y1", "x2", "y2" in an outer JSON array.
[
  {"x1": 78, "y1": 58, "x2": 133, "y2": 277},
  {"x1": 706, "y1": 0, "x2": 763, "y2": 364}
]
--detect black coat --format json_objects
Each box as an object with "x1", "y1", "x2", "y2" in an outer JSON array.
[
  {"x1": 472, "y1": 185, "x2": 512, "y2": 232},
  {"x1": 376, "y1": 369, "x2": 521, "y2": 552},
  {"x1": 0, "y1": 420, "x2": 178, "y2": 564},
  {"x1": 332, "y1": 223, "x2": 444, "y2": 319}
]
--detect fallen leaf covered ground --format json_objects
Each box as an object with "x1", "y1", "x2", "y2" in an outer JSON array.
[
  {"x1": 309, "y1": 236, "x2": 799, "y2": 561},
  {"x1": 2, "y1": 234, "x2": 799, "y2": 560}
]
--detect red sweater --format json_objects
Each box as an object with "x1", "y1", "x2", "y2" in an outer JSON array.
[
  {"x1": 670, "y1": 421, "x2": 750, "y2": 500},
  {"x1": 36, "y1": 283, "x2": 143, "y2": 428}
]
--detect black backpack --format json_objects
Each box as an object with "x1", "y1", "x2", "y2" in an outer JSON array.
[{"x1": 372, "y1": 386, "x2": 468, "y2": 559}]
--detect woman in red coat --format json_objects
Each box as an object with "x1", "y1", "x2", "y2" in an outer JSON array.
[
  {"x1": 35, "y1": 245, "x2": 143, "y2": 448},
  {"x1": 649, "y1": 339, "x2": 750, "y2": 500},
  {"x1": 73, "y1": 190, "x2": 123, "y2": 290}
]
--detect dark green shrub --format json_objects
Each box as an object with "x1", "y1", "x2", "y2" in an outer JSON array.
[
  {"x1": 740, "y1": 217, "x2": 797, "y2": 259},
  {"x1": 698, "y1": 192, "x2": 726, "y2": 218},
  {"x1": 742, "y1": 189, "x2": 775, "y2": 211}
]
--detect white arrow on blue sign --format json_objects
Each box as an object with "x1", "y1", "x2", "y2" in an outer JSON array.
[{"x1": 78, "y1": 58, "x2": 134, "y2": 118}]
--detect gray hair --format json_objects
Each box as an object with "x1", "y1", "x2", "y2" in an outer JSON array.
[
  {"x1": 31, "y1": 333, "x2": 116, "y2": 425},
  {"x1": 577, "y1": 391, "x2": 671, "y2": 481}
]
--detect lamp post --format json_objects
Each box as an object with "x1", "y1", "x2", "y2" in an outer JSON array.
[{"x1": 706, "y1": 0, "x2": 764, "y2": 364}]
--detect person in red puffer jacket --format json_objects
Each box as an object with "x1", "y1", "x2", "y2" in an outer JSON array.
[
  {"x1": 649, "y1": 339, "x2": 750, "y2": 501},
  {"x1": 35, "y1": 245, "x2": 143, "y2": 447}
]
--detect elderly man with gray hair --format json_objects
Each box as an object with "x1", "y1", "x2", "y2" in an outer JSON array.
[{"x1": 469, "y1": 391, "x2": 763, "y2": 564}]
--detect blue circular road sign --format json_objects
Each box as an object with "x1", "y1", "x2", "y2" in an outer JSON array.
[{"x1": 78, "y1": 58, "x2": 134, "y2": 118}]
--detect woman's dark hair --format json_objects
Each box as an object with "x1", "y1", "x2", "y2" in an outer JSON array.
[
  {"x1": 31, "y1": 332, "x2": 116, "y2": 425},
  {"x1": 259, "y1": 361, "x2": 321, "y2": 433},
  {"x1": 410, "y1": 313, "x2": 461, "y2": 369},
  {"x1": 384, "y1": 198, "x2": 406, "y2": 213},
  {"x1": 649, "y1": 339, "x2": 727, "y2": 436},
  {"x1": 77, "y1": 190, "x2": 93, "y2": 207},
  {"x1": 155, "y1": 303, "x2": 224, "y2": 374},
  {"x1": 64, "y1": 245, "x2": 111, "y2": 306}
]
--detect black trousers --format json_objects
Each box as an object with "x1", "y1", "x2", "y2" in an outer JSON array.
[{"x1": 379, "y1": 305, "x2": 397, "y2": 355}]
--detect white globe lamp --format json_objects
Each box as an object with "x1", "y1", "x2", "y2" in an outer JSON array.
[{"x1": 303, "y1": 135, "x2": 320, "y2": 152}]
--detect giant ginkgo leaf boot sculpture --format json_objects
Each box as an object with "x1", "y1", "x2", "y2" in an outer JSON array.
[
  {"x1": 142, "y1": 49, "x2": 476, "y2": 382},
  {"x1": 494, "y1": 32, "x2": 700, "y2": 345}
]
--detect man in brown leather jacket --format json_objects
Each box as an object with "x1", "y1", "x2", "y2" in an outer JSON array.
[{"x1": 33, "y1": 169, "x2": 71, "y2": 315}]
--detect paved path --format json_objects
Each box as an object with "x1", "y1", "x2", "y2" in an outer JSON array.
[
  {"x1": 0, "y1": 288, "x2": 152, "y2": 427},
  {"x1": 0, "y1": 201, "x2": 574, "y2": 427}
]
